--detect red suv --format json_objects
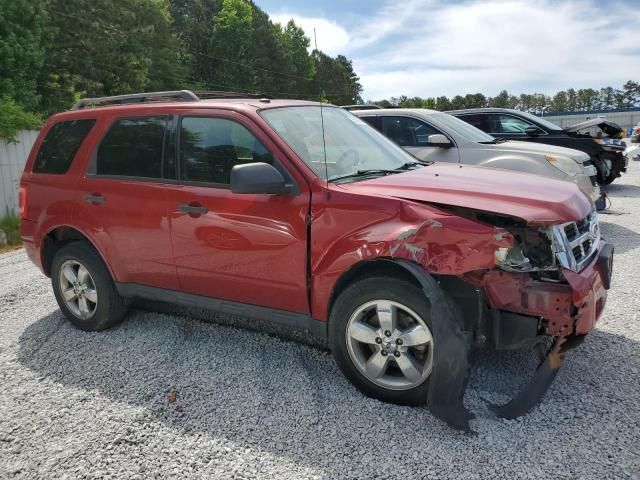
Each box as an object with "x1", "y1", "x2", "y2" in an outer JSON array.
[{"x1": 19, "y1": 91, "x2": 613, "y2": 430}]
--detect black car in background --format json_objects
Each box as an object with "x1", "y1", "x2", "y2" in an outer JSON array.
[{"x1": 449, "y1": 108, "x2": 627, "y2": 185}]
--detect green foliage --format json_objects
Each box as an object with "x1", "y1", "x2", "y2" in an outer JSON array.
[
  {"x1": 0, "y1": 211, "x2": 21, "y2": 247},
  {"x1": 38, "y1": 0, "x2": 186, "y2": 115},
  {"x1": 0, "y1": 0, "x2": 46, "y2": 110},
  {"x1": 0, "y1": 97, "x2": 41, "y2": 142}
]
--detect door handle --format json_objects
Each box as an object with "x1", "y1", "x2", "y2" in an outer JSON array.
[
  {"x1": 177, "y1": 203, "x2": 208, "y2": 217},
  {"x1": 83, "y1": 193, "x2": 105, "y2": 205}
]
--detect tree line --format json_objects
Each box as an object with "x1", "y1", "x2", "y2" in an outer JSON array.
[
  {"x1": 0, "y1": 0, "x2": 363, "y2": 139},
  {"x1": 372, "y1": 81, "x2": 640, "y2": 113}
]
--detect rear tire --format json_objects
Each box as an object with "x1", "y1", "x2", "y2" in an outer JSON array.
[
  {"x1": 51, "y1": 242, "x2": 128, "y2": 331},
  {"x1": 329, "y1": 277, "x2": 434, "y2": 406}
]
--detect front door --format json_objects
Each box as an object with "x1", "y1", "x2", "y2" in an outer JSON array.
[{"x1": 165, "y1": 111, "x2": 310, "y2": 314}]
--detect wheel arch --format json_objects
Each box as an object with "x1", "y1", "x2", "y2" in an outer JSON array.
[
  {"x1": 41, "y1": 225, "x2": 113, "y2": 279},
  {"x1": 327, "y1": 258, "x2": 423, "y2": 319}
]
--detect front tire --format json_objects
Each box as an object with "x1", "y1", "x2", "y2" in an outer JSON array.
[
  {"x1": 329, "y1": 277, "x2": 435, "y2": 406},
  {"x1": 51, "y1": 242, "x2": 128, "y2": 331}
]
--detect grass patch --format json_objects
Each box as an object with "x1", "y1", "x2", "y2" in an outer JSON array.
[{"x1": 0, "y1": 212, "x2": 21, "y2": 253}]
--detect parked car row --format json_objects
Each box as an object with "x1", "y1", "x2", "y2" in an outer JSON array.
[
  {"x1": 449, "y1": 109, "x2": 628, "y2": 186},
  {"x1": 20, "y1": 91, "x2": 613, "y2": 431}
]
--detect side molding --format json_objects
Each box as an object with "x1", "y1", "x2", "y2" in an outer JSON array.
[{"x1": 116, "y1": 283, "x2": 327, "y2": 339}]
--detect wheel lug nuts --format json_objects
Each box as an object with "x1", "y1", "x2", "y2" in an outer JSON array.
[
  {"x1": 384, "y1": 330, "x2": 391, "y2": 337},
  {"x1": 375, "y1": 337, "x2": 382, "y2": 344},
  {"x1": 394, "y1": 351, "x2": 401, "y2": 357},
  {"x1": 381, "y1": 351, "x2": 388, "y2": 356}
]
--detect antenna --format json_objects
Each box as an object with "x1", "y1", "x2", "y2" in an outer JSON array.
[{"x1": 313, "y1": 27, "x2": 329, "y2": 185}]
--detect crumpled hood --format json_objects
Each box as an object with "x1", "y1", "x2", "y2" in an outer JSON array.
[
  {"x1": 337, "y1": 163, "x2": 591, "y2": 226},
  {"x1": 565, "y1": 118, "x2": 622, "y2": 136},
  {"x1": 491, "y1": 140, "x2": 590, "y2": 163}
]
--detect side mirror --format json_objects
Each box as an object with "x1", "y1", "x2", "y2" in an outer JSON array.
[
  {"x1": 427, "y1": 134, "x2": 451, "y2": 147},
  {"x1": 525, "y1": 126, "x2": 543, "y2": 137},
  {"x1": 231, "y1": 162, "x2": 291, "y2": 195}
]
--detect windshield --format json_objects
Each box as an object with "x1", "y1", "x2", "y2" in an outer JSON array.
[
  {"x1": 261, "y1": 106, "x2": 418, "y2": 181},
  {"x1": 430, "y1": 112, "x2": 495, "y2": 143},
  {"x1": 516, "y1": 110, "x2": 563, "y2": 131}
]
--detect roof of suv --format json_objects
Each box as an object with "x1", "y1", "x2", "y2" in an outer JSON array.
[{"x1": 50, "y1": 97, "x2": 322, "y2": 122}]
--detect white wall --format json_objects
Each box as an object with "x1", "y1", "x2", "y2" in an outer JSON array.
[{"x1": 0, "y1": 131, "x2": 39, "y2": 215}]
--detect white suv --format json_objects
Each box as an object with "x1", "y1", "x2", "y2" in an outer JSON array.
[{"x1": 353, "y1": 108, "x2": 600, "y2": 204}]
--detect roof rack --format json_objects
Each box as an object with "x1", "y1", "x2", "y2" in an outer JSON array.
[
  {"x1": 71, "y1": 89, "x2": 274, "y2": 110},
  {"x1": 192, "y1": 90, "x2": 273, "y2": 100},
  {"x1": 71, "y1": 90, "x2": 200, "y2": 110},
  {"x1": 340, "y1": 104, "x2": 382, "y2": 111}
]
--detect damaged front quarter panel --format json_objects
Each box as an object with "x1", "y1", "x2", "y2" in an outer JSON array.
[{"x1": 387, "y1": 205, "x2": 514, "y2": 274}]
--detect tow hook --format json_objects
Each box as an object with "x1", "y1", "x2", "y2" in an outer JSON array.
[{"x1": 491, "y1": 337, "x2": 571, "y2": 420}]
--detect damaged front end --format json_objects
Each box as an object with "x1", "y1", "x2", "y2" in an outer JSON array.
[{"x1": 406, "y1": 206, "x2": 613, "y2": 429}]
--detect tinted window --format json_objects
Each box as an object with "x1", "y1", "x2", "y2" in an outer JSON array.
[
  {"x1": 97, "y1": 117, "x2": 168, "y2": 178},
  {"x1": 33, "y1": 120, "x2": 95, "y2": 174},
  {"x1": 456, "y1": 114, "x2": 491, "y2": 132},
  {"x1": 179, "y1": 117, "x2": 273, "y2": 184},
  {"x1": 360, "y1": 116, "x2": 382, "y2": 131},
  {"x1": 381, "y1": 116, "x2": 441, "y2": 147},
  {"x1": 486, "y1": 114, "x2": 532, "y2": 134}
]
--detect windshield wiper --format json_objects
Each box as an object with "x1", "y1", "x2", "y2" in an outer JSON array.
[
  {"x1": 479, "y1": 138, "x2": 508, "y2": 144},
  {"x1": 329, "y1": 161, "x2": 430, "y2": 182}
]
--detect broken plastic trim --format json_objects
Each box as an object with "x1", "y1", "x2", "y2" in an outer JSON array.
[
  {"x1": 490, "y1": 335, "x2": 584, "y2": 419},
  {"x1": 394, "y1": 259, "x2": 474, "y2": 432}
]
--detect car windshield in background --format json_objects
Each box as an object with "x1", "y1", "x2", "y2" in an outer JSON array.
[
  {"x1": 517, "y1": 110, "x2": 563, "y2": 131},
  {"x1": 261, "y1": 106, "x2": 420, "y2": 182},
  {"x1": 430, "y1": 112, "x2": 496, "y2": 143}
]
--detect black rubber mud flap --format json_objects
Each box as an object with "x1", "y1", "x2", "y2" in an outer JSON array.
[
  {"x1": 395, "y1": 260, "x2": 474, "y2": 432},
  {"x1": 490, "y1": 337, "x2": 567, "y2": 419}
]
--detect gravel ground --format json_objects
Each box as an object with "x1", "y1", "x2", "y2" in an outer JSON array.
[{"x1": 1, "y1": 170, "x2": 640, "y2": 480}]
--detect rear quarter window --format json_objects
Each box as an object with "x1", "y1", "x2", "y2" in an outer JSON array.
[{"x1": 33, "y1": 119, "x2": 96, "y2": 174}]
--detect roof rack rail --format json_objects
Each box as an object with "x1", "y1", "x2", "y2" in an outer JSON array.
[
  {"x1": 192, "y1": 90, "x2": 274, "y2": 100},
  {"x1": 340, "y1": 104, "x2": 382, "y2": 111},
  {"x1": 70, "y1": 90, "x2": 200, "y2": 110}
]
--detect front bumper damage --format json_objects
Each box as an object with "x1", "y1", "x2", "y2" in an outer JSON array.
[
  {"x1": 463, "y1": 242, "x2": 613, "y2": 424},
  {"x1": 423, "y1": 242, "x2": 613, "y2": 431}
]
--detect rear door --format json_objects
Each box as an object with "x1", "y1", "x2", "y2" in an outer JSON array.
[
  {"x1": 378, "y1": 116, "x2": 460, "y2": 163},
  {"x1": 164, "y1": 110, "x2": 310, "y2": 314},
  {"x1": 74, "y1": 115, "x2": 179, "y2": 290}
]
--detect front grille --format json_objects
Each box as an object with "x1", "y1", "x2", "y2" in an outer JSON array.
[{"x1": 552, "y1": 211, "x2": 600, "y2": 272}]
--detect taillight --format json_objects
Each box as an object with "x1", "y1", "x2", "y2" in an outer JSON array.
[{"x1": 18, "y1": 183, "x2": 28, "y2": 220}]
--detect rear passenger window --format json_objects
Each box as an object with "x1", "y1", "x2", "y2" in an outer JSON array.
[
  {"x1": 33, "y1": 119, "x2": 96, "y2": 174},
  {"x1": 97, "y1": 117, "x2": 168, "y2": 178},
  {"x1": 179, "y1": 117, "x2": 273, "y2": 185}
]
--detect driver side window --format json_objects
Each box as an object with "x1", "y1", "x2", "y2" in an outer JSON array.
[
  {"x1": 179, "y1": 116, "x2": 274, "y2": 185},
  {"x1": 381, "y1": 116, "x2": 441, "y2": 147}
]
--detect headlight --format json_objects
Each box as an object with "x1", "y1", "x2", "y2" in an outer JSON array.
[
  {"x1": 494, "y1": 226, "x2": 557, "y2": 272},
  {"x1": 545, "y1": 155, "x2": 583, "y2": 176}
]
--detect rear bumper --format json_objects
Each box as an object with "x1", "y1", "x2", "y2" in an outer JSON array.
[{"x1": 477, "y1": 242, "x2": 612, "y2": 337}]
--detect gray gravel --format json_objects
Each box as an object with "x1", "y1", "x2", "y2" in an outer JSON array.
[{"x1": 1, "y1": 169, "x2": 640, "y2": 480}]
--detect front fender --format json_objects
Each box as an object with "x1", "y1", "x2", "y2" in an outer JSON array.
[{"x1": 310, "y1": 199, "x2": 513, "y2": 321}]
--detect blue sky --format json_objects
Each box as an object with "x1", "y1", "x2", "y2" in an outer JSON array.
[{"x1": 259, "y1": 0, "x2": 640, "y2": 100}]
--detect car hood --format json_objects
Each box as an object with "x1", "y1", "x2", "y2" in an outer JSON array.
[
  {"x1": 490, "y1": 140, "x2": 590, "y2": 162},
  {"x1": 565, "y1": 118, "x2": 622, "y2": 136},
  {"x1": 337, "y1": 163, "x2": 591, "y2": 226}
]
